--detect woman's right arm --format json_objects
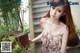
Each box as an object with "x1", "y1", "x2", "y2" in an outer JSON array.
[
  {"x1": 30, "y1": 18, "x2": 45, "y2": 43},
  {"x1": 31, "y1": 33, "x2": 42, "y2": 43}
]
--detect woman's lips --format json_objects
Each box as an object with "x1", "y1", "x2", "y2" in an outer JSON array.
[{"x1": 53, "y1": 16, "x2": 55, "y2": 18}]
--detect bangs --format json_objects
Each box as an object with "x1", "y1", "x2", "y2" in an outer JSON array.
[{"x1": 50, "y1": 4, "x2": 59, "y2": 7}]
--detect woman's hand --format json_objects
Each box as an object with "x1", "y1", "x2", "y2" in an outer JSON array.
[
  {"x1": 29, "y1": 40, "x2": 32, "y2": 44},
  {"x1": 29, "y1": 33, "x2": 42, "y2": 44},
  {"x1": 29, "y1": 38, "x2": 33, "y2": 44}
]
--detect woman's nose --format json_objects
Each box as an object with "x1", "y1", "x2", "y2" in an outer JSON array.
[{"x1": 52, "y1": 10, "x2": 56, "y2": 15}]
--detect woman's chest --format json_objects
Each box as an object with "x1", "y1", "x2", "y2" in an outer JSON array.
[{"x1": 43, "y1": 23, "x2": 62, "y2": 35}]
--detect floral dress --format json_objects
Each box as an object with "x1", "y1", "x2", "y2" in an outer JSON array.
[{"x1": 41, "y1": 19, "x2": 63, "y2": 53}]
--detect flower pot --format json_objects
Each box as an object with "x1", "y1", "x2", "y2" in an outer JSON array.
[{"x1": 15, "y1": 32, "x2": 29, "y2": 47}]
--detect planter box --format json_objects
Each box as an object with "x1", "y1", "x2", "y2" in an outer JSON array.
[{"x1": 11, "y1": 32, "x2": 29, "y2": 47}]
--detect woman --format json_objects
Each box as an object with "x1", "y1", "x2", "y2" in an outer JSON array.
[{"x1": 30, "y1": 0, "x2": 76, "y2": 53}]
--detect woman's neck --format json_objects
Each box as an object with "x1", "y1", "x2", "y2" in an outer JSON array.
[{"x1": 49, "y1": 17, "x2": 60, "y2": 25}]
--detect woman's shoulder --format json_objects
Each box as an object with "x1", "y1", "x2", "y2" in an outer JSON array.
[
  {"x1": 60, "y1": 22, "x2": 68, "y2": 30},
  {"x1": 60, "y1": 22, "x2": 66, "y2": 27},
  {"x1": 40, "y1": 17, "x2": 49, "y2": 23}
]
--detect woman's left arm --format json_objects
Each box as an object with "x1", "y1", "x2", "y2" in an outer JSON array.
[{"x1": 61, "y1": 26, "x2": 69, "y2": 53}]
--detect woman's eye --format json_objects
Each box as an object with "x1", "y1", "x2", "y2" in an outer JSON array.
[
  {"x1": 51, "y1": 6, "x2": 55, "y2": 9},
  {"x1": 58, "y1": 10, "x2": 61, "y2": 12},
  {"x1": 52, "y1": 7, "x2": 55, "y2": 9}
]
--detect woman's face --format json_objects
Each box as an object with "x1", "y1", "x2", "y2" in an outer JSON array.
[{"x1": 50, "y1": 6, "x2": 65, "y2": 20}]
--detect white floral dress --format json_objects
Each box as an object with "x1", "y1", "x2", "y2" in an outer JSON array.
[{"x1": 41, "y1": 19, "x2": 63, "y2": 53}]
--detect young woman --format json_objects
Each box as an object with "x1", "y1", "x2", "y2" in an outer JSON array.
[{"x1": 30, "y1": 0, "x2": 76, "y2": 53}]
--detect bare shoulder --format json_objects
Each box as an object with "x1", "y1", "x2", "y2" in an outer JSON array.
[
  {"x1": 40, "y1": 17, "x2": 49, "y2": 23},
  {"x1": 40, "y1": 18, "x2": 48, "y2": 29},
  {"x1": 60, "y1": 22, "x2": 69, "y2": 32}
]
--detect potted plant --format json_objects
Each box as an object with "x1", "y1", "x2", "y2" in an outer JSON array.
[
  {"x1": 1, "y1": 32, "x2": 30, "y2": 53},
  {"x1": 0, "y1": 24, "x2": 30, "y2": 53},
  {"x1": 0, "y1": 0, "x2": 30, "y2": 53}
]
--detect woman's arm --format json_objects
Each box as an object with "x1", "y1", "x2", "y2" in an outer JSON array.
[
  {"x1": 31, "y1": 33, "x2": 42, "y2": 43},
  {"x1": 31, "y1": 18, "x2": 45, "y2": 43},
  {"x1": 61, "y1": 26, "x2": 69, "y2": 53}
]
